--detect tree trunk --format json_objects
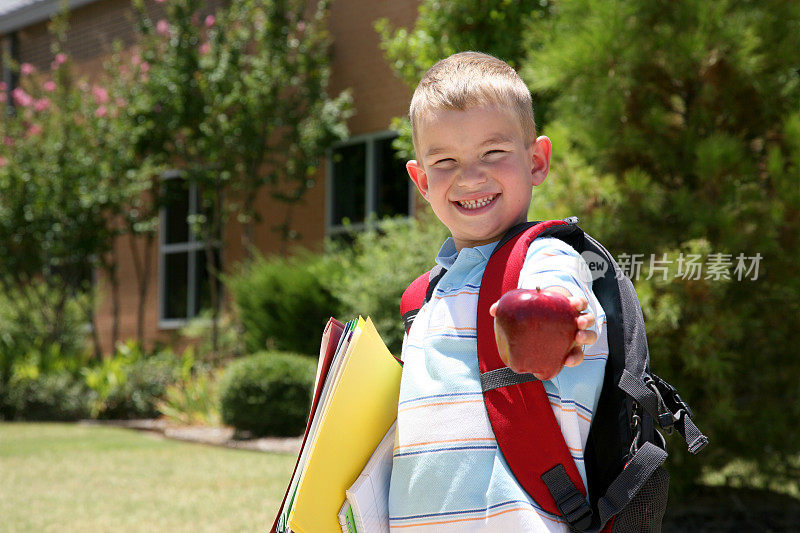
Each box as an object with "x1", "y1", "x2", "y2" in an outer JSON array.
[
  {"x1": 84, "y1": 291, "x2": 103, "y2": 360},
  {"x1": 129, "y1": 231, "x2": 155, "y2": 347},
  {"x1": 106, "y1": 251, "x2": 121, "y2": 351}
]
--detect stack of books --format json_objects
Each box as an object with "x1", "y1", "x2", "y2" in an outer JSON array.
[{"x1": 272, "y1": 317, "x2": 401, "y2": 533}]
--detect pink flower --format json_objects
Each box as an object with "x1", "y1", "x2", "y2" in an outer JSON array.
[
  {"x1": 199, "y1": 42, "x2": 211, "y2": 55},
  {"x1": 92, "y1": 86, "x2": 110, "y2": 104},
  {"x1": 43, "y1": 81, "x2": 57, "y2": 92},
  {"x1": 26, "y1": 124, "x2": 43, "y2": 137},
  {"x1": 3, "y1": 137, "x2": 14, "y2": 146},
  {"x1": 95, "y1": 105, "x2": 108, "y2": 118},
  {"x1": 156, "y1": 20, "x2": 170, "y2": 36},
  {"x1": 20, "y1": 63, "x2": 36, "y2": 76},
  {"x1": 297, "y1": 21, "x2": 306, "y2": 32},
  {"x1": 204, "y1": 14, "x2": 215, "y2": 27},
  {"x1": 131, "y1": 53, "x2": 141, "y2": 66},
  {"x1": 140, "y1": 61, "x2": 150, "y2": 73},
  {"x1": 0, "y1": 82, "x2": 7, "y2": 92},
  {"x1": 0, "y1": 156, "x2": 7, "y2": 167},
  {"x1": 55, "y1": 53, "x2": 67, "y2": 65},
  {"x1": 12, "y1": 87, "x2": 34, "y2": 107},
  {"x1": 155, "y1": 0, "x2": 165, "y2": 3},
  {"x1": 33, "y1": 98, "x2": 50, "y2": 112}
]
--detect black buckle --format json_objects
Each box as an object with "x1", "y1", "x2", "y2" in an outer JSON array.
[
  {"x1": 541, "y1": 464, "x2": 594, "y2": 531},
  {"x1": 645, "y1": 373, "x2": 695, "y2": 430},
  {"x1": 557, "y1": 490, "x2": 593, "y2": 530}
]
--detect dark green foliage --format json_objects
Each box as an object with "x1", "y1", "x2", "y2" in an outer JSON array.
[
  {"x1": 0, "y1": 283, "x2": 90, "y2": 412},
  {"x1": 3, "y1": 372, "x2": 90, "y2": 421},
  {"x1": 376, "y1": 0, "x2": 800, "y2": 494},
  {"x1": 227, "y1": 252, "x2": 342, "y2": 355},
  {"x1": 326, "y1": 213, "x2": 449, "y2": 355},
  {"x1": 218, "y1": 351, "x2": 315, "y2": 437},
  {"x1": 524, "y1": 0, "x2": 800, "y2": 490}
]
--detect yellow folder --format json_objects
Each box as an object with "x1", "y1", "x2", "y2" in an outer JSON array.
[{"x1": 288, "y1": 317, "x2": 402, "y2": 533}]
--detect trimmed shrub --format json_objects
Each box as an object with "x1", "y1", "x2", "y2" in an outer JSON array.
[
  {"x1": 219, "y1": 351, "x2": 315, "y2": 437},
  {"x1": 227, "y1": 252, "x2": 342, "y2": 356},
  {"x1": 4, "y1": 372, "x2": 90, "y2": 421}
]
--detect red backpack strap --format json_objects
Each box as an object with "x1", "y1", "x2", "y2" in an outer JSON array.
[
  {"x1": 402, "y1": 265, "x2": 449, "y2": 334},
  {"x1": 401, "y1": 271, "x2": 432, "y2": 334},
  {"x1": 477, "y1": 219, "x2": 590, "y2": 521}
]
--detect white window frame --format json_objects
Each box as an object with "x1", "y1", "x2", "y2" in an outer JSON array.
[
  {"x1": 158, "y1": 170, "x2": 219, "y2": 329},
  {"x1": 325, "y1": 130, "x2": 415, "y2": 235}
]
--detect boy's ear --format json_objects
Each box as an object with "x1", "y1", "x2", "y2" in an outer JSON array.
[
  {"x1": 530, "y1": 135, "x2": 552, "y2": 186},
  {"x1": 407, "y1": 160, "x2": 429, "y2": 200}
]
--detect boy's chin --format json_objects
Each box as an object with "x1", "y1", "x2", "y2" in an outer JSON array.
[{"x1": 452, "y1": 229, "x2": 505, "y2": 249}]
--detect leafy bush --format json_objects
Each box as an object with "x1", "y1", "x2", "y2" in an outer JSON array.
[
  {"x1": 83, "y1": 342, "x2": 181, "y2": 419},
  {"x1": 227, "y1": 252, "x2": 342, "y2": 355},
  {"x1": 3, "y1": 372, "x2": 90, "y2": 421},
  {"x1": 219, "y1": 351, "x2": 316, "y2": 437},
  {"x1": 156, "y1": 348, "x2": 222, "y2": 427},
  {"x1": 326, "y1": 213, "x2": 448, "y2": 354}
]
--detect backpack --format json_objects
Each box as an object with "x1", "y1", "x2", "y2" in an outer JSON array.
[{"x1": 400, "y1": 218, "x2": 708, "y2": 533}]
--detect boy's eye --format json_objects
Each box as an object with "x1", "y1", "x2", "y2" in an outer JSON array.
[
  {"x1": 484, "y1": 149, "x2": 507, "y2": 158},
  {"x1": 433, "y1": 158, "x2": 456, "y2": 166}
]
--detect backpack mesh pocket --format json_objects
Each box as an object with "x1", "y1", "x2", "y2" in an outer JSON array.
[{"x1": 610, "y1": 465, "x2": 669, "y2": 533}]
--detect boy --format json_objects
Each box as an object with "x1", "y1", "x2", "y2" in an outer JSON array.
[{"x1": 388, "y1": 52, "x2": 608, "y2": 532}]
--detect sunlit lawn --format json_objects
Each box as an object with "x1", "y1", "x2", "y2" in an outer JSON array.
[{"x1": 0, "y1": 423, "x2": 296, "y2": 532}]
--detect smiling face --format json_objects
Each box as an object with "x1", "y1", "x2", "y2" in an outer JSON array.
[{"x1": 407, "y1": 105, "x2": 551, "y2": 250}]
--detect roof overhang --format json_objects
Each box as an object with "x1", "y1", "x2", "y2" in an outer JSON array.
[{"x1": 0, "y1": 0, "x2": 101, "y2": 35}]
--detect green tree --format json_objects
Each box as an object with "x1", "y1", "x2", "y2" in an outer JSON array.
[
  {"x1": 0, "y1": 17, "x2": 153, "y2": 361},
  {"x1": 523, "y1": 0, "x2": 800, "y2": 489},
  {"x1": 129, "y1": 0, "x2": 352, "y2": 354}
]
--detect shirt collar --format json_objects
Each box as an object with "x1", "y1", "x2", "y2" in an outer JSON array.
[{"x1": 434, "y1": 237, "x2": 500, "y2": 269}]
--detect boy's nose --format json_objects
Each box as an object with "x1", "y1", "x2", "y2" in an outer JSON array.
[{"x1": 456, "y1": 163, "x2": 487, "y2": 188}]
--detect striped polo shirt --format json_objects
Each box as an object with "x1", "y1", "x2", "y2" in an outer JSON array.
[{"x1": 388, "y1": 237, "x2": 608, "y2": 532}]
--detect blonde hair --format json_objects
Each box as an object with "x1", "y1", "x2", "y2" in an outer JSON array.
[{"x1": 409, "y1": 51, "x2": 536, "y2": 152}]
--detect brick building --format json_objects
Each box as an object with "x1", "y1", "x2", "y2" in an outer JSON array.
[{"x1": 0, "y1": 0, "x2": 420, "y2": 352}]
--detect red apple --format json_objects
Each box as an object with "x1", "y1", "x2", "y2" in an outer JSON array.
[{"x1": 493, "y1": 287, "x2": 578, "y2": 380}]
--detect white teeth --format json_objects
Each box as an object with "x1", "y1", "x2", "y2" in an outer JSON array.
[{"x1": 458, "y1": 195, "x2": 496, "y2": 209}]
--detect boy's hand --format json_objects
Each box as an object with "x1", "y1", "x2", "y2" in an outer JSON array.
[
  {"x1": 489, "y1": 286, "x2": 597, "y2": 372},
  {"x1": 557, "y1": 289, "x2": 597, "y2": 368}
]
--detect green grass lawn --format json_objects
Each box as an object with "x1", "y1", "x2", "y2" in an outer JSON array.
[{"x1": 0, "y1": 423, "x2": 296, "y2": 532}]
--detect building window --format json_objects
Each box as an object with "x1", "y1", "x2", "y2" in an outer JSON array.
[
  {"x1": 159, "y1": 171, "x2": 220, "y2": 328},
  {"x1": 326, "y1": 131, "x2": 413, "y2": 234}
]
